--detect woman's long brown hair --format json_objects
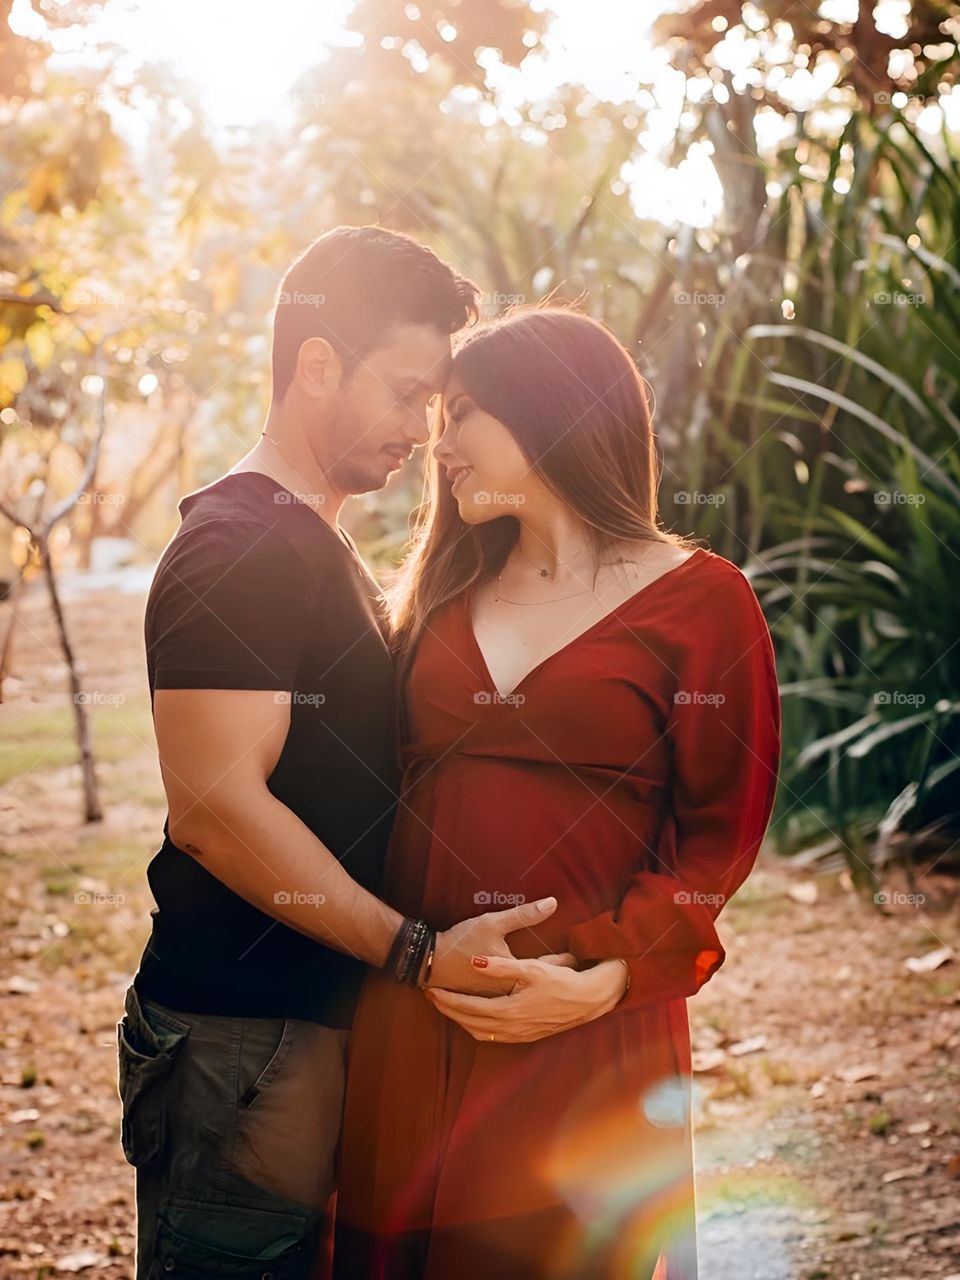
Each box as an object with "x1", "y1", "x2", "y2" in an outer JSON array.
[{"x1": 388, "y1": 306, "x2": 693, "y2": 666}]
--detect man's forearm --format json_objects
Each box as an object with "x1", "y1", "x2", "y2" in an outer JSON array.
[{"x1": 169, "y1": 789, "x2": 403, "y2": 966}]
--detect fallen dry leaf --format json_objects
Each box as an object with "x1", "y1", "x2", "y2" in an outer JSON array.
[
  {"x1": 7, "y1": 975, "x2": 39, "y2": 994},
  {"x1": 904, "y1": 946, "x2": 955, "y2": 973},
  {"x1": 836, "y1": 1064, "x2": 880, "y2": 1083},
  {"x1": 787, "y1": 881, "x2": 818, "y2": 905},
  {"x1": 728, "y1": 1034, "x2": 768, "y2": 1057},
  {"x1": 55, "y1": 1248, "x2": 108, "y2": 1273},
  {"x1": 691, "y1": 1048, "x2": 727, "y2": 1073},
  {"x1": 881, "y1": 1165, "x2": 927, "y2": 1183}
]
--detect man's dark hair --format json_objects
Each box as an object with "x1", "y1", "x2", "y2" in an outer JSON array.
[{"x1": 271, "y1": 225, "x2": 481, "y2": 402}]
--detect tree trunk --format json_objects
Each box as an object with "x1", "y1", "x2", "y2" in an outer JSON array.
[
  {"x1": 38, "y1": 537, "x2": 102, "y2": 823},
  {"x1": 0, "y1": 564, "x2": 26, "y2": 703}
]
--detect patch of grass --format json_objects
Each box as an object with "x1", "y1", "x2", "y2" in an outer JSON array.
[
  {"x1": 711, "y1": 1064, "x2": 755, "y2": 1099},
  {"x1": 701, "y1": 1167, "x2": 817, "y2": 1212},
  {"x1": 39, "y1": 831, "x2": 156, "y2": 890},
  {"x1": 37, "y1": 914, "x2": 144, "y2": 973},
  {"x1": 42, "y1": 871, "x2": 79, "y2": 895},
  {"x1": 0, "y1": 707, "x2": 81, "y2": 784},
  {"x1": 0, "y1": 697, "x2": 154, "y2": 788},
  {"x1": 104, "y1": 775, "x2": 164, "y2": 810},
  {"x1": 761, "y1": 1057, "x2": 798, "y2": 1087},
  {"x1": 868, "y1": 1108, "x2": 893, "y2": 1135}
]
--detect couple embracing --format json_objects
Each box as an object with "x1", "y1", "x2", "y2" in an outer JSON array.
[{"x1": 118, "y1": 225, "x2": 781, "y2": 1280}]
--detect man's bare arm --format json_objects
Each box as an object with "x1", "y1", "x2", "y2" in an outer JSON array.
[
  {"x1": 153, "y1": 688, "x2": 558, "y2": 991},
  {"x1": 155, "y1": 687, "x2": 403, "y2": 965}
]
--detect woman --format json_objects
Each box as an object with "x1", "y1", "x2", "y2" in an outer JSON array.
[{"x1": 333, "y1": 308, "x2": 781, "y2": 1280}]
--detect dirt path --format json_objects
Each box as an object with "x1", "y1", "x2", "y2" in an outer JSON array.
[{"x1": 1, "y1": 585, "x2": 958, "y2": 1278}]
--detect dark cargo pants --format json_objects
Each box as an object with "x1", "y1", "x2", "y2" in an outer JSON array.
[{"x1": 117, "y1": 984, "x2": 349, "y2": 1280}]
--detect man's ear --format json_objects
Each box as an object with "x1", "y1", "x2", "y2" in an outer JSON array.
[{"x1": 296, "y1": 337, "x2": 341, "y2": 399}]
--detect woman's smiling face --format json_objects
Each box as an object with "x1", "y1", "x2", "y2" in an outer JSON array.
[{"x1": 432, "y1": 375, "x2": 536, "y2": 524}]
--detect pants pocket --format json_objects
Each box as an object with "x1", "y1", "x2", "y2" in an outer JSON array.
[
  {"x1": 231, "y1": 1022, "x2": 347, "y2": 1213},
  {"x1": 239, "y1": 1019, "x2": 294, "y2": 1108},
  {"x1": 151, "y1": 1197, "x2": 310, "y2": 1279},
  {"x1": 117, "y1": 986, "x2": 190, "y2": 1169}
]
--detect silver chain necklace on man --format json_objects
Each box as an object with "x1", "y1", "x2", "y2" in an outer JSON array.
[
  {"x1": 259, "y1": 430, "x2": 316, "y2": 503},
  {"x1": 258, "y1": 431, "x2": 359, "y2": 559}
]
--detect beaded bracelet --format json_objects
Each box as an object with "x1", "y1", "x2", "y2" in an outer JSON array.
[{"x1": 385, "y1": 916, "x2": 436, "y2": 987}]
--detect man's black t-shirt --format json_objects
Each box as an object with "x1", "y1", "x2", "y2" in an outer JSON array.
[{"x1": 134, "y1": 471, "x2": 399, "y2": 1028}]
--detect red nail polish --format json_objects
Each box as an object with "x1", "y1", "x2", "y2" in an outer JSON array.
[{"x1": 471, "y1": 955, "x2": 488, "y2": 968}]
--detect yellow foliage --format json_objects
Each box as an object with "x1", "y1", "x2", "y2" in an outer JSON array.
[
  {"x1": 25, "y1": 323, "x2": 55, "y2": 371},
  {"x1": 27, "y1": 161, "x2": 65, "y2": 215},
  {"x1": 0, "y1": 357, "x2": 28, "y2": 402}
]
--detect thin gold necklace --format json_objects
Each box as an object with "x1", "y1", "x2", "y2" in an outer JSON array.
[
  {"x1": 494, "y1": 544, "x2": 653, "y2": 606},
  {"x1": 494, "y1": 560, "x2": 597, "y2": 606},
  {"x1": 495, "y1": 580, "x2": 595, "y2": 605},
  {"x1": 513, "y1": 540, "x2": 593, "y2": 580}
]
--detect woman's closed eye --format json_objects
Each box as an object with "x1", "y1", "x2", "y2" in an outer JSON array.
[{"x1": 446, "y1": 395, "x2": 473, "y2": 427}]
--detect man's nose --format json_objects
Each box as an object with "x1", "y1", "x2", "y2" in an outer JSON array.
[
  {"x1": 398, "y1": 403, "x2": 432, "y2": 449},
  {"x1": 407, "y1": 408, "x2": 432, "y2": 448},
  {"x1": 432, "y1": 425, "x2": 454, "y2": 463}
]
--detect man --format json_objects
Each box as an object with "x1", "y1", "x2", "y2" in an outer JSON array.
[{"x1": 118, "y1": 226, "x2": 559, "y2": 1279}]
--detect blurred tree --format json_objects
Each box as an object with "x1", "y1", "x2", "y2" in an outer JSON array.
[
  {"x1": 0, "y1": 372, "x2": 106, "y2": 820},
  {"x1": 648, "y1": 0, "x2": 960, "y2": 252},
  {"x1": 0, "y1": 0, "x2": 104, "y2": 101},
  {"x1": 285, "y1": 70, "x2": 653, "y2": 321},
  {"x1": 343, "y1": 0, "x2": 545, "y2": 88},
  {"x1": 653, "y1": 0, "x2": 959, "y2": 117}
]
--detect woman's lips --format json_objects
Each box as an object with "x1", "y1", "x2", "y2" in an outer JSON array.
[{"x1": 448, "y1": 465, "x2": 472, "y2": 494}]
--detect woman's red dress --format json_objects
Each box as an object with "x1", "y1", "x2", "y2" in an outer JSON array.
[{"x1": 334, "y1": 548, "x2": 781, "y2": 1280}]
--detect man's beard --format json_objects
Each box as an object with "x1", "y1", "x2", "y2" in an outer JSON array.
[
  {"x1": 318, "y1": 403, "x2": 391, "y2": 496},
  {"x1": 326, "y1": 452, "x2": 388, "y2": 496}
]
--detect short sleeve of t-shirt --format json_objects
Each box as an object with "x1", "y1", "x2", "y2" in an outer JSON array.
[{"x1": 147, "y1": 519, "x2": 312, "y2": 692}]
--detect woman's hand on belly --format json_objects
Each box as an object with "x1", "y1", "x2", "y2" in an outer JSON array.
[{"x1": 423, "y1": 955, "x2": 629, "y2": 1042}]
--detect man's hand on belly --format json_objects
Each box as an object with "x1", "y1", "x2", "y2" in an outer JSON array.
[{"x1": 428, "y1": 896, "x2": 562, "y2": 996}]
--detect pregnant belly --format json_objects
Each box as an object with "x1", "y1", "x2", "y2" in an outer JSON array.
[{"x1": 387, "y1": 757, "x2": 664, "y2": 956}]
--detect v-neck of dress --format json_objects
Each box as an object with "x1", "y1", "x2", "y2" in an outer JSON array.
[{"x1": 465, "y1": 547, "x2": 707, "y2": 702}]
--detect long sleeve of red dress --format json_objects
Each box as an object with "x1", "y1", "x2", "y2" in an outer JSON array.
[{"x1": 565, "y1": 565, "x2": 781, "y2": 1009}]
